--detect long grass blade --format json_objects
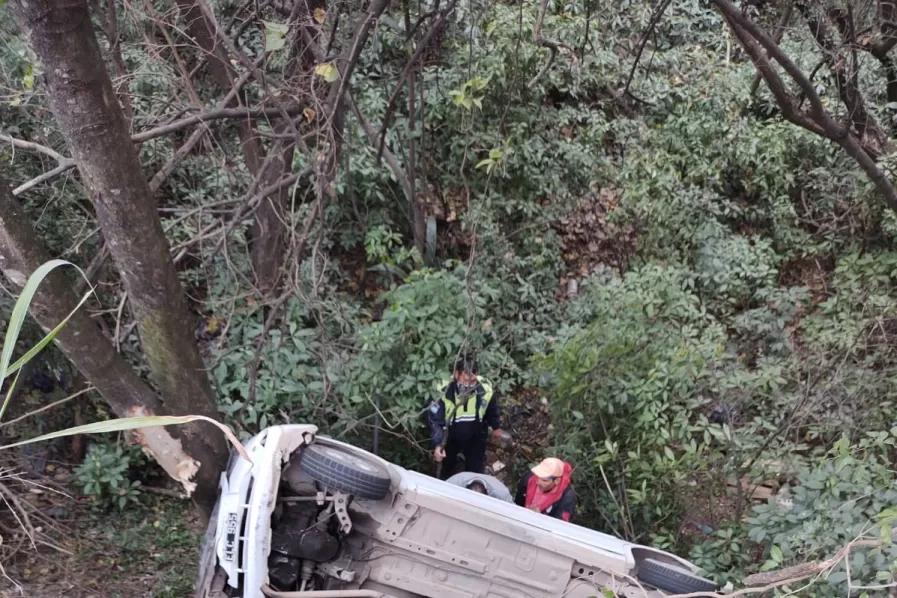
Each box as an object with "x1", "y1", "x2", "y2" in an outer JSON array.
[
  {"x1": 0, "y1": 259, "x2": 92, "y2": 407},
  {"x1": 0, "y1": 414, "x2": 251, "y2": 463}
]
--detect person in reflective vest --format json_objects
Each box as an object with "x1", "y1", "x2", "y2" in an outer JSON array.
[{"x1": 427, "y1": 354, "x2": 502, "y2": 479}]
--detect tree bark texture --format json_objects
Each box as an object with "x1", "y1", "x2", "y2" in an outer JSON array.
[
  {"x1": 10, "y1": 0, "x2": 227, "y2": 513},
  {"x1": 0, "y1": 177, "x2": 219, "y2": 518}
]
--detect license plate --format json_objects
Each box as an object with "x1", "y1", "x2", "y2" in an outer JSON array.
[{"x1": 222, "y1": 512, "x2": 239, "y2": 562}]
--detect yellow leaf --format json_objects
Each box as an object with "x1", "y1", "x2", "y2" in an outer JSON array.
[
  {"x1": 314, "y1": 7, "x2": 326, "y2": 23},
  {"x1": 153, "y1": 520, "x2": 160, "y2": 528},
  {"x1": 303, "y1": 107, "x2": 316, "y2": 122},
  {"x1": 314, "y1": 62, "x2": 339, "y2": 83}
]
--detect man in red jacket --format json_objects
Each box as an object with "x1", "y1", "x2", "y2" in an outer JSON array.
[{"x1": 514, "y1": 457, "x2": 576, "y2": 522}]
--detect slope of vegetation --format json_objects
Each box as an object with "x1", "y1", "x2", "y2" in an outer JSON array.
[{"x1": 1, "y1": 0, "x2": 897, "y2": 595}]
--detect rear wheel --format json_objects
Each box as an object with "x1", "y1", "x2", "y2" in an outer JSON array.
[
  {"x1": 636, "y1": 558, "x2": 718, "y2": 595},
  {"x1": 298, "y1": 444, "x2": 391, "y2": 500}
]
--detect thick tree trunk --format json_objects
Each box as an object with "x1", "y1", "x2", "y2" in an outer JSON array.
[
  {"x1": 0, "y1": 178, "x2": 219, "y2": 517},
  {"x1": 176, "y1": 0, "x2": 288, "y2": 292},
  {"x1": 10, "y1": 0, "x2": 227, "y2": 513}
]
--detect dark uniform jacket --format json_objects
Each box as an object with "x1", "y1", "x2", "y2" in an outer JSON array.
[{"x1": 427, "y1": 377, "x2": 500, "y2": 448}]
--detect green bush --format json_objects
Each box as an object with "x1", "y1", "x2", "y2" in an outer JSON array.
[{"x1": 74, "y1": 441, "x2": 146, "y2": 511}]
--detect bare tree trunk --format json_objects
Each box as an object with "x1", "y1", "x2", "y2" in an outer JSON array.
[
  {"x1": 176, "y1": 0, "x2": 290, "y2": 292},
  {"x1": 10, "y1": 0, "x2": 227, "y2": 514},
  {"x1": 0, "y1": 178, "x2": 220, "y2": 519}
]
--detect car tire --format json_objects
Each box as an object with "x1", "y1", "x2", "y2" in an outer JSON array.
[
  {"x1": 636, "y1": 558, "x2": 718, "y2": 595},
  {"x1": 298, "y1": 444, "x2": 391, "y2": 500}
]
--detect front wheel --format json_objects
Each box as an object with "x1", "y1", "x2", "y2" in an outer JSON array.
[{"x1": 636, "y1": 559, "x2": 718, "y2": 595}]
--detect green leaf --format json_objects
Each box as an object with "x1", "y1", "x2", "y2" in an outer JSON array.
[
  {"x1": 475, "y1": 158, "x2": 493, "y2": 170},
  {"x1": 22, "y1": 65, "x2": 33, "y2": 91},
  {"x1": 314, "y1": 62, "x2": 339, "y2": 82},
  {"x1": 0, "y1": 259, "x2": 93, "y2": 421},
  {"x1": 264, "y1": 21, "x2": 289, "y2": 52},
  {"x1": 770, "y1": 545, "x2": 783, "y2": 562}
]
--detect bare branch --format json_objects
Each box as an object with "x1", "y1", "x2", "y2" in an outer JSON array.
[
  {"x1": 668, "y1": 527, "x2": 897, "y2": 598},
  {"x1": 12, "y1": 160, "x2": 77, "y2": 196},
  {"x1": 749, "y1": 4, "x2": 793, "y2": 96},
  {"x1": 529, "y1": 0, "x2": 577, "y2": 87},
  {"x1": 348, "y1": 91, "x2": 412, "y2": 201},
  {"x1": 722, "y1": 15, "x2": 824, "y2": 135},
  {"x1": 712, "y1": 0, "x2": 836, "y2": 126},
  {"x1": 133, "y1": 105, "x2": 305, "y2": 143},
  {"x1": 800, "y1": 3, "x2": 889, "y2": 156},
  {"x1": 712, "y1": 0, "x2": 897, "y2": 212},
  {"x1": 1, "y1": 133, "x2": 79, "y2": 196},
  {"x1": 325, "y1": 0, "x2": 392, "y2": 173},
  {"x1": 623, "y1": 0, "x2": 672, "y2": 95},
  {"x1": 0, "y1": 133, "x2": 69, "y2": 163},
  {"x1": 375, "y1": 0, "x2": 456, "y2": 165}
]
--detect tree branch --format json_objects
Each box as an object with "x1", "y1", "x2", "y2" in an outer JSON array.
[
  {"x1": 529, "y1": 0, "x2": 577, "y2": 87},
  {"x1": 1, "y1": 133, "x2": 78, "y2": 196},
  {"x1": 0, "y1": 133, "x2": 69, "y2": 163},
  {"x1": 132, "y1": 105, "x2": 304, "y2": 143},
  {"x1": 374, "y1": 0, "x2": 455, "y2": 165},
  {"x1": 668, "y1": 528, "x2": 897, "y2": 598},
  {"x1": 712, "y1": 0, "x2": 836, "y2": 127},
  {"x1": 348, "y1": 91, "x2": 412, "y2": 202},
  {"x1": 749, "y1": 4, "x2": 793, "y2": 96},
  {"x1": 712, "y1": 0, "x2": 897, "y2": 212},
  {"x1": 13, "y1": 160, "x2": 77, "y2": 196},
  {"x1": 800, "y1": 2, "x2": 889, "y2": 156},
  {"x1": 623, "y1": 0, "x2": 671, "y2": 95},
  {"x1": 326, "y1": 0, "x2": 391, "y2": 169}
]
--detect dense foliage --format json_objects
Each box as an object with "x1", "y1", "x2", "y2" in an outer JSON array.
[{"x1": 2, "y1": 0, "x2": 897, "y2": 594}]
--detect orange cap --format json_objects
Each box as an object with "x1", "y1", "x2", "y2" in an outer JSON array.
[{"x1": 531, "y1": 457, "x2": 565, "y2": 479}]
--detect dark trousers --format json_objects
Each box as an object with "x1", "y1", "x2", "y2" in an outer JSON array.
[{"x1": 440, "y1": 433, "x2": 487, "y2": 480}]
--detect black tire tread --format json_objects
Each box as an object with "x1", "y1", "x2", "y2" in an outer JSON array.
[
  {"x1": 637, "y1": 558, "x2": 718, "y2": 595},
  {"x1": 298, "y1": 444, "x2": 391, "y2": 500}
]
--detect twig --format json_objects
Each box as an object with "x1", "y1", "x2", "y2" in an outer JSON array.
[
  {"x1": 669, "y1": 527, "x2": 897, "y2": 598},
  {"x1": 147, "y1": 55, "x2": 264, "y2": 193},
  {"x1": 132, "y1": 105, "x2": 304, "y2": 143},
  {"x1": 623, "y1": 0, "x2": 671, "y2": 95},
  {"x1": 13, "y1": 160, "x2": 77, "y2": 196},
  {"x1": 0, "y1": 134, "x2": 68, "y2": 163},
  {"x1": 374, "y1": 0, "x2": 456, "y2": 164},
  {"x1": 0, "y1": 386, "x2": 96, "y2": 430},
  {"x1": 0, "y1": 482, "x2": 35, "y2": 550},
  {"x1": 529, "y1": 0, "x2": 578, "y2": 87},
  {"x1": 141, "y1": 486, "x2": 188, "y2": 499},
  {"x1": 1, "y1": 133, "x2": 79, "y2": 196},
  {"x1": 114, "y1": 292, "x2": 128, "y2": 351},
  {"x1": 348, "y1": 94, "x2": 413, "y2": 201}
]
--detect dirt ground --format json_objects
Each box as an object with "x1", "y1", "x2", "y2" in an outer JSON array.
[{"x1": 0, "y1": 478, "x2": 202, "y2": 598}]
